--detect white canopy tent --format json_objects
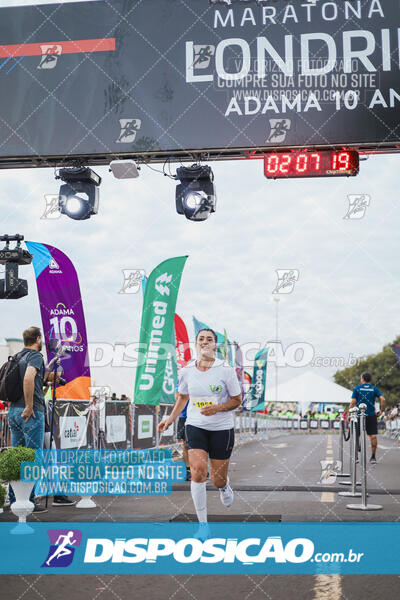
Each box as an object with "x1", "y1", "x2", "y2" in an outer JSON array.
[{"x1": 267, "y1": 371, "x2": 353, "y2": 415}]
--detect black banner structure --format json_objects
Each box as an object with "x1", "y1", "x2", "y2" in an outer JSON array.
[
  {"x1": 104, "y1": 401, "x2": 132, "y2": 449},
  {"x1": 0, "y1": 0, "x2": 399, "y2": 167},
  {"x1": 157, "y1": 404, "x2": 176, "y2": 446},
  {"x1": 133, "y1": 405, "x2": 157, "y2": 450},
  {"x1": 52, "y1": 400, "x2": 93, "y2": 449}
]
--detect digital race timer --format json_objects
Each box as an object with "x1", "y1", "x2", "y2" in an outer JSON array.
[{"x1": 264, "y1": 150, "x2": 359, "y2": 179}]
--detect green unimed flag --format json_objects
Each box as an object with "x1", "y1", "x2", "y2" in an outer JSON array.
[
  {"x1": 134, "y1": 256, "x2": 188, "y2": 405},
  {"x1": 248, "y1": 348, "x2": 269, "y2": 411}
]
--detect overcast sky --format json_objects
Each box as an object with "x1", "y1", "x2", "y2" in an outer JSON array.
[{"x1": 0, "y1": 152, "x2": 399, "y2": 396}]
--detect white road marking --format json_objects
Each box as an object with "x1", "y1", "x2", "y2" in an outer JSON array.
[
  {"x1": 269, "y1": 443, "x2": 288, "y2": 449},
  {"x1": 320, "y1": 492, "x2": 335, "y2": 502},
  {"x1": 313, "y1": 575, "x2": 342, "y2": 600},
  {"x1": 321, "y1": 436, "x2": 335, "y2": 502}
]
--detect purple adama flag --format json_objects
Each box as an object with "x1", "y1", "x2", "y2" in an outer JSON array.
[{"x1": 25, "y1": 242, "x2": 91, "y2": 400}]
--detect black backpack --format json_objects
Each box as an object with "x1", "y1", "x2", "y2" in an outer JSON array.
[{"x1": 0, "y1": 348, "x2": 31, "y2": 403}]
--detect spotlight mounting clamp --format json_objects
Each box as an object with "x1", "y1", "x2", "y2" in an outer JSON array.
[{"x1": 57, "y1": 166, "x2": 102, "y2": 187}]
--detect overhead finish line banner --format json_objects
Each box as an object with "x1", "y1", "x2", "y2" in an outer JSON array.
[
  {"x1": 25, "y1": 242, "x2": 91, "y2": 400},
  {"x1": 0, "y1": 0, "x2": 399, "y2": 165},
  {"x1": 134, "y1": 256, "x2": 187, "y2": 406}
]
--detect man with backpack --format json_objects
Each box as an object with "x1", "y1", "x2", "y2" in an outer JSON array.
[
  {"x1": 1, "y1": 327, "x2": 48, "y2": 511},
  {"x1": 1, "y1": 327, "x2": 77, "y2": 511},
  {"x1": 1, "y1": 326, "x2": 78, "y2": 511}
]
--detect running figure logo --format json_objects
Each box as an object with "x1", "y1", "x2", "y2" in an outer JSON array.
[
  {"x1": 89, "y1": 385, "x2": 111, "y2": 399},
  {"x1": 319, "y1": 460, "x2": 342, "y2": 484},
  {"x1": 343, "y1": 194, "x2": 371, "y2": 220},
  {"x1": 38, "y1": 44, "x2": 62, "y2": 69},
  {"x1": 272, "y1": 269, "x2": 299, "y2": 295},
  {"x1": 116, "y1": 119, "x2": 142, "y2": 143},
  {"x1": 119, "y1": 269, "x2": 146, "y2": 294},
  {"x1": 42, "y1": 529, "x2": 82, "y2": 568},
  {"x1": 267, "y1": 119, "x2": 291, "y2": 143},
  {"x1": 41, "y1": 195, "x2": 62, "y2": 220},
  {"x1": 192, "y1": 45, "x2": 215, "y2": 69}
]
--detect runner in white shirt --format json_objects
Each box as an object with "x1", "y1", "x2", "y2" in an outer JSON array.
[{"x1": 158, "y1": 328, "x2": 242, "y2": 534}]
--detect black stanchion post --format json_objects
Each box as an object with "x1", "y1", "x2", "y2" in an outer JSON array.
[
  {"x1": 45, "y1": 357, "x2": 60, "y2": 509},
  {"x1": 347, "y1": 403, "x2": 382, "y2": 511},
  {"x1": 338, "y1": 408, "x2": 361, "y2": 498},
  {"x1": 337, "y1": 409, "x2": 350, "y2": 477},
  {"x1": 97, "y1": 390, "x2": 106, "y2": 450},
  {"x1": 76, "y1": 390, "x2": 100, "y2": 510},
  {"x1": 155, "y1": 405, "x2": 160, "y2": 448},
  {"x1": 338, "y1": 406, "x2": 361, "y2": 487}
]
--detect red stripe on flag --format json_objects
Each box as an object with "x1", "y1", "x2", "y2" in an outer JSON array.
[
  {"x1": 0, "y1": 38, "x2": 115, "y2": 58},
  {"x1": 174, "y1": 314, "x2": 191, "y2": 368}
]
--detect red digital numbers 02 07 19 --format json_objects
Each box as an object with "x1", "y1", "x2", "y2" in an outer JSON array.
[{"x1": 264, "y1": 151, "x2": 359, "y2": 179}]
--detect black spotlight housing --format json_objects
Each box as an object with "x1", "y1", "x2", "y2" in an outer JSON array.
[
  {"x1": 57, "y1": 166, "x2": 101, "y2": 220},
  {"x1": 0, "y1": 234, "x2": 32, "y2": 299},
  {"x1": 175, "y1": 164, "x2": 216, "y2": 222}
]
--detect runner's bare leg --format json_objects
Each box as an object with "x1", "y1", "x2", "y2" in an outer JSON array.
[{"x1": 210, "y1": 458, "x2": 230, "y2": 489}]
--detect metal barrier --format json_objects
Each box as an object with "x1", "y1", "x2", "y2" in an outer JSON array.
[
  {"x1": 385, "y1": 417, "x2": 400, "y2": 440},
  {"x1": 0, "y1": 406, "x2": 347, "y2": 454},
  {"x1": 234, "y1": 413, "x2": 272, "y2": 445},
  {"x1": 346, "y1": 404, "x2": 382, "y2": 512},
  {"x1": 232, "y1": 414, "x2": 344, "y2": 445},
  {"x1": 257, "y1": 416, "x2": 341, "y2": 433}
]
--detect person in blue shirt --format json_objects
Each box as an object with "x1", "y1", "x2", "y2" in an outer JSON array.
[
  {"x1": 175, "y1": 379, "x2": 190, "y2": 481},
  {"x1": 350, "y1": 372, "x2": 385, "y2": 464}
]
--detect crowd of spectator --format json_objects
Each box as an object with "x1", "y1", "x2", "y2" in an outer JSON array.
[{"x1": 108, "y1": 393, "x2": 130, "y2": 402}]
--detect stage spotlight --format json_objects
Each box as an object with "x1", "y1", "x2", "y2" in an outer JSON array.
[
  {"x1": 57, "y1": 166, "x2": 101, "y2": 220},
  {"x1": 0, "y1": 234, "x2": 32, "y2": 299},
  {"x1": 175, "y1": 164, "x2": 216, "y2": 222}
]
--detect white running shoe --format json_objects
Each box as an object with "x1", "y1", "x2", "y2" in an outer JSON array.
[{"x1": 219, "y1": 478, "x2": 234, "y2": 508}]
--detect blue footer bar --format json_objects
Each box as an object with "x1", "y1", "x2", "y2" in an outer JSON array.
[{"x1": 0, "y1": 522, "x2": 398, "y2": 575}]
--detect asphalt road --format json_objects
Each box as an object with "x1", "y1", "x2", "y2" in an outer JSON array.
[{"x1": 1, "y1": 431, "x2": 399, "y2": 599}]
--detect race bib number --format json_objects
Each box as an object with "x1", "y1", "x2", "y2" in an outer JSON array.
[{"x1": 191, "y1": 396, "x2": 217, "y2": 409}]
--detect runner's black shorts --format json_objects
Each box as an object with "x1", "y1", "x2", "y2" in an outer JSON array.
[
  {"x1": 185, "y1": 424, "x2": 235, "y2": 460},
  {"x1": 177, "y1": 417, "x2": 186, "y2": 441},
  {"x1": 356, "y1": 414, "x2": 378, "y2": 436}
]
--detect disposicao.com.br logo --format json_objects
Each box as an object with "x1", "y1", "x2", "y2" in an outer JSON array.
[{"x1": 82, "y1": 536, "x2": 363, "y2": 566}]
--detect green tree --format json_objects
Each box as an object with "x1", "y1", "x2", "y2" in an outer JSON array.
[{"x1": 333, "y1": 336, "x2": 400, "y2": 407}]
